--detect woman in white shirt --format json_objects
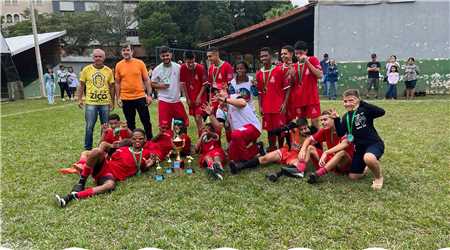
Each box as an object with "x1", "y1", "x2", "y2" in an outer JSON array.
[{"x1": 67, "y1": 67, "x2": 79, "y2": 101}]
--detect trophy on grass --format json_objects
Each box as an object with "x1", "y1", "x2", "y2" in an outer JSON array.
[
  {"x1": 185, "y1": 156, "x2": 194, "y2": 175},
  {"x1": 171, "y1": 118, "x2": 186, "y2": 171},
  {"x1": 154, "y1": 157, "x2": 165, "y2": 182}
]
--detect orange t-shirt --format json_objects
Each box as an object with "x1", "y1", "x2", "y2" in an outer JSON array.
[{"x1": 115, "y1": 58, "x2": 149, "y2": 100}]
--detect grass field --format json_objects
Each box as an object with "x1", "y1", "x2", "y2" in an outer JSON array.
[{"x1": 1, "y1": 98, "x2": 449, "y2": 250}]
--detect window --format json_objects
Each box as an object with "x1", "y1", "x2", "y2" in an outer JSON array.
[
  {"x1": 6, "y1": 14, "x2": 12, "y2": 23},
  {"x1": 85, "y1": 2, "x2": 99, "y2": 11},
  {"x1": 13, "y1": 14, "x2": 20, "y2": 23},
  {"x1": 59, "y1": 1, "x2": 75, "y2": 11}
]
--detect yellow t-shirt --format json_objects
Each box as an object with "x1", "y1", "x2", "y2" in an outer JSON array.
[
  {"x1": 115, "y1": 58, "x2": 149, "y2": 100},
  {"x1": 80, "y1": 64, "x2": 114, "y2": 105}
]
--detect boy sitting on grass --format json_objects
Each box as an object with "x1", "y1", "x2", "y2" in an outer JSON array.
[
  {"x1": 298, "y1": 110, "x2": 354, "y2": 184},
  {"x1": 195, "y1": 123, "x2": 226, "y2": 180},
  {"x1": 55, "y1": 129, "x2": 153, "y2": 208},
  {"x1": 59, "y1": 113, "x2": 132, "y2": 175},
  {"x1": 333, "y1": 89, "x2": 385, "y2": 190}
]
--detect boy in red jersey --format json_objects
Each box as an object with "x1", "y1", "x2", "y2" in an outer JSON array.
[
  {"x1": 206, "y1": 47, "x2": 234, "y2": 112},
  {"x1": 290, "y1": 40, "x2": 323, "y2": 129},
  {"x1": 55, "y1": 129, "x2": 153, "y2": 208},
  {"x1": 195, "y1": 123, "x2": 226, "y2": 180},
  {"x1": 298, "y1": 110, "x2": 354, "y2": 183},
  {"x1": 256, "y1": 47, "x2": 288, "y2": 151},
  {"x1": 180, "y1": 51, "x2": 208, "y2": 135},
  {"x1": 58, "y1": 113, "x2": 131, "y2": 175}
]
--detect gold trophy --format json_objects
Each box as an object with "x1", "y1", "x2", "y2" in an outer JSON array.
[{"x1": 172, "y1": 135, "x2": 185, "y2": 169}]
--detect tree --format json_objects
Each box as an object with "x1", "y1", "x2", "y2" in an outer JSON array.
[
  {"x1": 138, "y1": 11, "x2": 180, "y2": 52},
  {"x1": 264, "y1": 3, "x2": 295, "y2": 19}
]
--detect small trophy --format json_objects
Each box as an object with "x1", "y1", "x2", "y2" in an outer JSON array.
[
  {"x1": 185, "y1": 156, "x2": 194, "y2": 175},
  {"x1": 172, "y1": 135, "x2": 185, "y2": 170},
  {"x1": 154, "y1": 158, "x2": 164, "y2": 182}
]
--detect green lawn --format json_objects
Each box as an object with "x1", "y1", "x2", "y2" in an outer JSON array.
[{"x1": 1, "y1": 98, "x2": 449, "y2": 250}]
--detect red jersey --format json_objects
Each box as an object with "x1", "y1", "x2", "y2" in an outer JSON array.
[
  {"x1": 103, "y1": 128, "x2": 131, "y2": 144},
  {"x1": 208, "y1": 61, "x2": 234, "y2": 90},
  {"x1": 108, "y1": 146, "x2": 151, "y2": 181},
  {"x1": 199, "y1": 134, "x2": 222, "y2": 155},
  {"x1": 293, "y1": 56, "x2": 321, "y2": 106},
  {"x1": 144, "y1": 130, "x2": 174, "y2": 160},
  {"x1": 311, "y1": 128, "x2": 353, "y2": 156},
  {"x1": 180, "y1": 133, "x2": 191, "y2": 155},
  {"x1": 180, "y1": 63, "x2": 207, "y2": 103},
  {"x1": 256, "y1": 65, "x2": 287, "y2": 113}
]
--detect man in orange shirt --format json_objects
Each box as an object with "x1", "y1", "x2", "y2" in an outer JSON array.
[{"x1": 115, "y1": 44, "x2": 153, "y2": 139}]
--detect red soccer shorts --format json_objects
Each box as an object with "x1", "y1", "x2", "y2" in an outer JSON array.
[
  {"x1": 228, "y1": 124, "x2": 261, "y2": 162},
  {"x1": 315, "y1": 148, "x2": 351, "y2": 174},
  {"x1": 276, "y1": 147, "x2": 299, "y2": 165},
  {"x1": 287, "y1": 104, "x2": 321, "y2": 122},
  {"x1": 158, "y1": 100, "x2": 189, "y2": 127},
  {"x1": 199, "y1": 148, "x2": 226, "y2": 167},
  {"x1": 263, "y1": 113, "x2": 286, "y2": 131},
  {"x1": 93, "y1": 159, "x2": 115, "y2": 184}
]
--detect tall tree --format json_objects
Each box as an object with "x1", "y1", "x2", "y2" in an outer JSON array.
[{"x1": 264, "y1": 2, "x2": 295, "y2": 19}]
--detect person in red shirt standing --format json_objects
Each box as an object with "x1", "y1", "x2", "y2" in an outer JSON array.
[
  {"x1": 256, "y1": 47, "x2": 288, "y2": 151},
  {"x1": 206, "y1": 47, "x2": 234, "y2": 112},
  {"x1": 279, "y1": 45, "x2": 296, "y2": 123},
  {"x1": 180, "y1": 51, "x2": 208, "y2": 136},
  {"x1": 55, "y1": 129, "x2": 153, "y2": 208},
  {"x1": 291, "y1": 40, "x2": 323, "y2": 129}
]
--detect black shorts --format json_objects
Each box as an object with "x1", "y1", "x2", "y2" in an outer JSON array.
[
  {"x1": 350, "y1": 142, "x2": 385, "y2": 174},
  {"x1": 404, "y1": 80, "x2": 417, "y2": 89}
]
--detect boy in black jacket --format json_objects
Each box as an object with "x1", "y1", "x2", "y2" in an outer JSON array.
[{"x1": 332, "y1": 89, "x2": 385, "y2": 190}]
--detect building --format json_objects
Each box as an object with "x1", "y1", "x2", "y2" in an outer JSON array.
[
  {"x1": 199, "y1": 0, "x2": 450, "y2": 94},
  {"x1": 1, "y1": 0, "x2": 53, "y2": 28}
]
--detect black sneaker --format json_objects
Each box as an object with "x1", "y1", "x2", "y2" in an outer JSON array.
[
  {"x1": 229, "y1": 161, "x2": 240, "y2": 175},
  {"x1": 307, "y1": 173, "x2": 318, "y2": 184},
  {"x1": 212, "y1": 162, "x2": 224, "y2": 181},
  {"x1": 71, "y1": 182, "x2": 85, "y2": 193},
  {"x1": 256, "y1": 141, "x2": 266, "y2": 156},
  {"x1": 55, "y1": 192, "x2": 77, "y2": 208},
  {"x1": 266, "y1": 173, "x2": 278, "y2": 182},
  {"x1": 281, "y1": 166, "x2": 304, "y2": 178}
]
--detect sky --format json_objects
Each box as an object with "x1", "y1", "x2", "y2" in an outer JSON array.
[{"x1": 291, "y1": 0, "x2": 309, "y2": 7}]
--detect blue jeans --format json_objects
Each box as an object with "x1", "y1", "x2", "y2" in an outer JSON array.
[
  {"x1": 326, "y1": 81, "x2": 337, "y2": 100},
  {"x1": 46, "y1": 83, "x2": 55, "y2": 104},
  {"x1": 385, "y1": 84, "x2": 397, "y2": 99},
  {"x1": 322, "y1": 78, "x2": 328, "y2": 97},
  {"x1": 84, "y1": 104, "x2": 109, "y2": 150}
]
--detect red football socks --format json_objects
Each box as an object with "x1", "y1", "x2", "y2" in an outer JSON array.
[
  {"x1": 316, "y1": 167, "x2": 328, "y2": 177},
  {"x1": 296, "y1": 161, "x2": 307, "y2": 172},
  {"x1": 81, "y1": 165, "x2": 92, "y2": 178},
  {"x1": 76, "y1": 188, "x2": 94, "y2": 199}
]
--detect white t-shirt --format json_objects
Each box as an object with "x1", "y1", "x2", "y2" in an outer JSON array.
[
  {"x1": 68, "y1": 72, "x2": 79, "y2": 88},
  {"x1": 57, "y1": 69, "x2": 68, "y2": 83},
  {"x1": 229, "y1": 75, "x2": 256, "y2": 110},
  {"x1": 216, "y1": 94, "x2": 261, "y2": 132},
  {"x1": 151, "y1": 62, "x2": 181, "y2": 103}
]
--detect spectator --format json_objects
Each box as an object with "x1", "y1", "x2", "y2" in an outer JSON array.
[
  {"x1": 229, "y1": 61, "x2": 257, "y2": 110},
  {"x1": 320, "y1": 53, "x2": 330, "y2": 97},
  {"x1": 67, "y1": 67, "x2": 78, "y2": 101},
  {"x1": 148, "y1": 63, "x2": 158, "y2": 99},
  {"x1": 115, "y1": 43, "x2": 153, "y2": 139},
  {"x1": 78, "y1": 49, "x2": 115, "y2": 150},
  {"x1": 56, "y1": 65, "x2": 71, "y2": 101},
  {"x1": 326, "y1": 59, "x2": 339, "y2": 100},
  {"x1": 43, "y1": 66, "x2": 56, "y2": 105},
  {"x1": 366, "y1": 53, "x2": 381, "y2": 99},
  {"x1": 403, "y1": 57, "x2": 420, "y2": 100},
  {"x1": 385, "y1": 55, "x2": 400, "y2": 76},
  {"x1": 385, "y1": 65, "x2": 399, "y2": 100}
]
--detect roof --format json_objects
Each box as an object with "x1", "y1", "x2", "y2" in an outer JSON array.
[
  {"x1": 4, "y1": 31, "x2": 66, "y2": 56},
  {"x1": 0, "y1": 33, "x2": 10, "y2": 54},
  {"x1": 198, "y1": 3, "x2": 315, "y2": 48}
]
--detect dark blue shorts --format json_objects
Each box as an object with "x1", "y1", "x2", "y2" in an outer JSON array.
[
  {"x1": 405, "y1": 80, "x2": 417, "y2": 89},
  {"x1": 350, "y1": 142, "x2": 385, "y2": 174}
]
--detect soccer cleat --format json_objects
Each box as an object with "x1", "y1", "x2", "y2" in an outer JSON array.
[
  {"x1": 229, "y1": 161, "x2": 240, "y2": 175},
  {"x1": 212, "y1": 162, "x2": 224, "y2": 181},
  {"x1": 307, "y1": 173, "x2": 318, "y2": 184},
  {"x1": 71, "y1": 182, "x2": 85, "y2": 192},
  {"x1": 55, "y1": 194, "x2": 66, "y2": 208},
  {"x1": 281, "y1": 166, "x2": 304, "y2": 178},
  {"x1": 266, "y1": 173, "x2": 278, "y2": 182}
]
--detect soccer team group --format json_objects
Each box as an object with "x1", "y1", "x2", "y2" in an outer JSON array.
[{"x1": 55, "y1": 41, "x2": 386, "y2": 208}]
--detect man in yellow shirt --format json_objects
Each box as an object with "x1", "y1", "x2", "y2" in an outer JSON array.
[
  {"x1": 115, "y1": 44, "x2": 153, "y2": 139},
  {"x1": 78, "y1": 49, "x2": 115, "y2": 150}
]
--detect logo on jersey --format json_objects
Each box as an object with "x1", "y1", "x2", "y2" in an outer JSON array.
[
  {"x1": 92, "y1": 72, "x2": 106, "y2": 88},
  {"x1": 270, "y1": 76, "x2": 275, "y2": 83}
]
